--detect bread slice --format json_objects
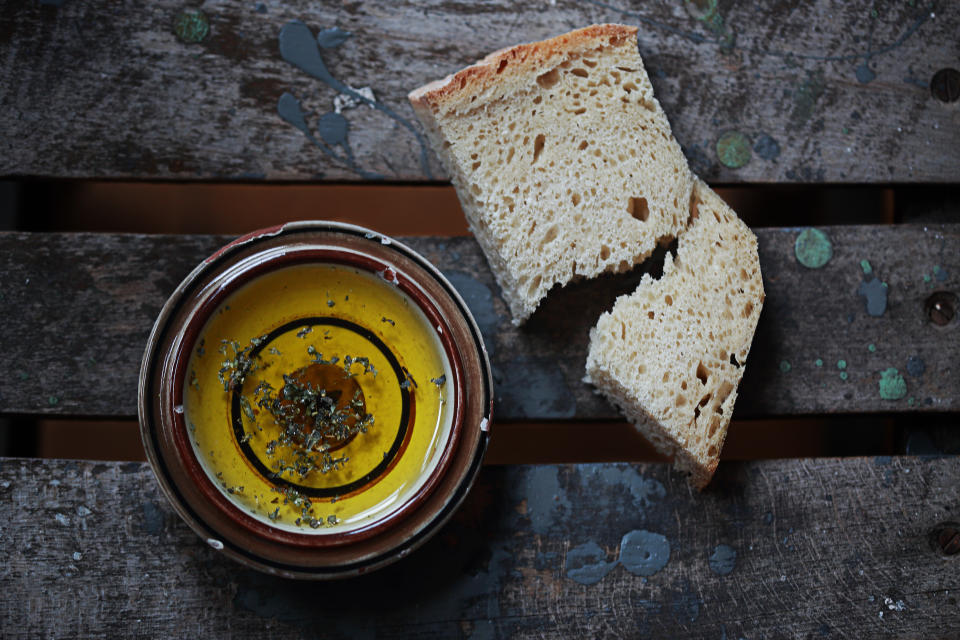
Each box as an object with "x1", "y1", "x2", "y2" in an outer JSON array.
[
  {"x1": 409, "y1": 24, "x2": 693, "y2": 324},
  {"x1": 584, "y1": 180, "x2": 764, "y2": 489}
]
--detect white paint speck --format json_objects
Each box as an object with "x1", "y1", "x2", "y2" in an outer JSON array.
[
  {"x1": 1, "y1": 481, "x2": 10, "y2": 489},
  {"x1": 334, "y1": 86, "x2": 376, "y2": 113},
  {"x1": 884, "y1": 596, "x2": 906, "y2": 611},
  {"x1": 480, "y1": 417, "x2": 490, "y2": 432},
  {"x1": 50, "y1": 479, "x2": 61, "y2": 486},
  {"x1": 72, "y1": 551, "x2": 82, "y2": 561},
  {"x1": 436, "y1": 324, "x2": 443, "y2": 334},
  {"x1": 380, "y1": 237, "x2": 391, "y2": 245},
  {"x1": 55, "y1": 513, "x2": 70, "y2": 526},
  {"x1": 206, "y1": 538, "x2": 224, "y2": 550},
  {"x1": 76, "y1": 505, "x2": 92, "y2": 517},
  {"x1": 173, "y1": 404, "x2": 184, "y2": 414}
]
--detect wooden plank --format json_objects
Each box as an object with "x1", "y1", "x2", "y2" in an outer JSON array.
[
  {"x1": 1, "y1": 456, "x2": 958, "y2": 637},
  {"x1": 0, "y1": 225, "x2": 957, "y2": 420},
  {"x1": 1, "y1": 1, "x2": 958, "y2": 183}
]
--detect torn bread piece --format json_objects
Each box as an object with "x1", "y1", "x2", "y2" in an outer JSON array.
[
  {"x1": 585, "y1": 180, "x2": 765, "y2": 489},
  {"x1": 409, "y1": 24, "x2": 694, "y2": 324}
]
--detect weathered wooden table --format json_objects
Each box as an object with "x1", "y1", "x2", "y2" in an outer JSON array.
[{"x1": 2, "y1": 1, "x2": 959, "y2": 637}]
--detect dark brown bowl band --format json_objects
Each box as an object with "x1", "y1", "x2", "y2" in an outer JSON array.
[{"x1": 139, "y1": 222, "x2": 492, "y2": 578}]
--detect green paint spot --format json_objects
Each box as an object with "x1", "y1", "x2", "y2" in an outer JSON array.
[
  {"x1": 779, "y1": 360, "x2": 792, "y2": 373},
  {"x1": 881, "y1": 281, "x2": 888, "y2": 289},
  {"x1": 879, "y1": 368, "x2": 907, "y2": 401},
  {"x1": 860, "y1": 259, "x2": 873, "y2": 276},
  {"x1": 933, "y1": 265, "x2": 941, "y2": 275},
  {"x1": 716, "y1": 131, "x2": 751, "y2": 169},
  {"x1": 868, "y1": 343, "x2": 876, "y2": 353},
  {"x1": 814, "y1": 358, "x2": 823, "y2": 367},
  {"x1": 923, "y1": 274, "x2": 932, "y2": 284},
  {"x1": 870, "y1": 9, "x2": 879, "y2": 18},
  {"x1": 174, "y1": 9, "x2": 210, "y2": 44},
  {"x1": 48, "y1": 396, "x2": 59, "y2": 406},
  {"x1": 842, "y1": 127, "x2": 850, "y2": 134},
  {"x1": 837, "y1": 359, "x2": 847, "y2": 370},
  {"x1": 794, "y1": 228, "x2": 833, "y2": 269},
  {"x1": 17, "y1": 371, "x2": 29, "y2": 380},
  {"x1": 840, "y1": 371, "x2": 848, "y2": 381},
  {"x1": 908, "y1": 397, "x2": 915, "y2": 406}
]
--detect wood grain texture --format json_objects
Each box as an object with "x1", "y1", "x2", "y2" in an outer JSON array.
[
  {"x1": 1, "y1": 0, "x2": 958, "y2": 182},
  {"x1": 0, "y1": 226, "x2": 957, "y2": 420},
  {"x1": 1, "y1": 456, "x2": 958, "y2": 638}
]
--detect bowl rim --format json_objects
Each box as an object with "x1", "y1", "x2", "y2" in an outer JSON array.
[{"x1": 138, "y1": 221, "x2": 493, "y2": 578}]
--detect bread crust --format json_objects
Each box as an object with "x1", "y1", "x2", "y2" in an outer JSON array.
[{"x1": 408, "y1": 24, "x2": 637, "y2": 113}]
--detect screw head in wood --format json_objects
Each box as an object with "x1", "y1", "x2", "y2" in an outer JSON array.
[
  {"x1": 930, "y1": 68, "x2": 960, "y2": 103},
  {"x1": 931, "y1": 524, "x2": 960, "y2": 556},
  {"x1": 925, "y1": 292, "x2": 956, "y2": 326}
]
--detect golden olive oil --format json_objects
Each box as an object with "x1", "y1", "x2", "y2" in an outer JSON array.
[{"x1": 183, "y1": 263, "x2": 454, "y2": 534}]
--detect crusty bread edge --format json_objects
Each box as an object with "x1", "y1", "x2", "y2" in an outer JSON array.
[{"x1": 408, "y1": 24, "x2": 638, "y2": 115}]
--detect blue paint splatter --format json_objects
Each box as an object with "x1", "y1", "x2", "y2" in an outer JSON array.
[
  {"x1": 619, "y1": 529, "x2": 670, "y2": 577},
  {"x1": 277, "y1": 92, "x2": 382, "y2": 180},
  {"x1": 566, "y1": 541, "x2": 616, "y2": 585},
  {"x1": 524, "y1": 466, "x2": 571, "y2": 534},
  {"x1": 855, "y1": 63, "x2": 876, "y2": 83},
  {"x1": 278, "y1": 21, "x2": 432, "y2": 179},
  {"x1": 443, "y1": 271, "x2": 498, "y2": 357},
  {"x1": 141, "y1": 502, "x2": 165, "y2": 536},
  {"x1": 753, "y1": 133, "x2": 781, "y2": 160},
  {"x1": 906, "y1": 355, "x2": 925, "y2": 377},
  {"x1": 708, "y1": 544, "x2": 737, "y2": 576},
  {"x1": 496, "y1": 360, "x2": 576, "y2": 419},
  {"x1": 582, "y1": 464, "x2": 665, "y2": 512},
  {"x1": 857, "y1": 277, "x2": 888, "y2": 317}
]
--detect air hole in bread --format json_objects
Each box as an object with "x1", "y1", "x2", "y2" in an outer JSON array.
[
  {"x1": 505, "y1": 148, "x2": 515, "y2": 164},
  {"x1": 496, "y1": 59, "x2": 508, "y2": 74},
  {"x1": 471, "y1": 161, "x2": 481, "y2": 171},
  {"x1": 623, "y1": 81, "x2": 638, "y2": 93},
  {"x1": 742, "y1": 301, "x2": 754, "y2": 318},
  {"x1": 647, "y1": 311, "x2": 655, "y2": 319},
  {"x1": 533, "y1": 95, "x2": 542, "y2": 105},
  {"x1": 540, "y1": 225, "x2": 558, "y2": 247},
  {"x1": 715, "y1": 381, "x2": 734, "y2": 410},
  {"x1": 470, "y1": 183, "x2": 481, "y2": 196},
  {"x1": 582, "y1": 58, "x2": 598, "y2": 68},
  {"x1": 620, "y1": 321, "x2": 626, "y2": 340},
  {"x1": 696, "y1": 362, "x2": 709, "y2": 385},
  {"x1": 681, "y1": 380, "x2": 688, "y2": 390},
  {"x1": 664, "y1": 294, "x2": 673, "y2": 306},
  {"x1": 570, "y1": 68, "x2": 589, "y2": 78},
  {"x1": 571, "y1": 193, "x2": 581, "y2": 205},
  {"x1": 536, "y1": 68, "x2": 561, "y2": 89},
  {"x1": 600, "y1": 245, "x2": 611, "y2": 260},
  {"x1": 627, "y1": 196, "x2": 649, "y2": 222},
  {"x1": 698, "y1": 392, "x2": 712, "y2": 408},
  {"x1": 578, "y1": 140, "x2": 589, "y2": 151},
  {"x1": 527, "y1": 275, "x2": 542, "y2": 297},
  {"x1": 637, "y1": 364, "x2": 646, "y2": 375},
  {"x1": 675, "y1": 394, "x2": 687, "y2": 407},
  {"x1": 572, "y1": 107, "x2": 587, "y2": 115},
  {"x1": 707, "y1": 444, "x2": 718, "y2": 457},
  {"x1": 532, "y1": 134, "x2": 546, "y2": 163},
  {"x1": 729, "y1": 353, "x2": 741, "y2": 368}
]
